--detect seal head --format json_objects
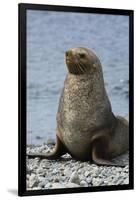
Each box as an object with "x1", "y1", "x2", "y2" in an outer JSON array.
[{"x1": 65, "y1": 47, "x2": 100, "y2": 75}]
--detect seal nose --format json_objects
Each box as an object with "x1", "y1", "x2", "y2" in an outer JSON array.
[
  {"x1": 65, "y1": 50, "x2": 72, "y2": 63},
  {"x1": 65, "y1": 50, "x2": 76, "y2": 63}
]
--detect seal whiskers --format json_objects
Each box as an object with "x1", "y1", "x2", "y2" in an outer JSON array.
[
  {"x1": 76, "y1": 62, "x2": 84, "y2": 74},
  {"x1": 77, "y1": 62, "x2": 85, "y2": 74}
]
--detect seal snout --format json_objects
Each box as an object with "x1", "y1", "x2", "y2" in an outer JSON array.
[
  {"x1": 65, "y1": 50, "x2": 77, "y2": 64},
  {"x1": 65, "y1": 50, "x2": 80, "y2": 75}
]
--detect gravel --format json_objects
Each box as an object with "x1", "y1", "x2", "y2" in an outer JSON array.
[{"x1": 26, "y1": 143, "x2": 129, "y2": 190}]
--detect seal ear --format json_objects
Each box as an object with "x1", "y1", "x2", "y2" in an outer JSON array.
[{"x1": 92, "y1": 61, "x2": 99, "y2": 70}]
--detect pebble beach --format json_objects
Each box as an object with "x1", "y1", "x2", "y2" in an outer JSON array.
[{"x1": 26, "y1": 141, "x2": 129, "y2": 190}]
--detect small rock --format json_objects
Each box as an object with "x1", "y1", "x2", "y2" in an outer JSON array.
[
  {"x1": 79, "y1": 174, "x2": 86, "y2": 181},
  {"x1": 79, "y1": 163, "x2": 85, "y2": 168},
  {"x1": 51, "y1": 183, "x2": 63, "y2": 189},
  {"x1": 70, "y1": 171, "x2": 80, "y2": 185},
  {"x1": 38, "y1": 176, "x2": 45, "y2": 182},
  {"x1": 112, "y1": 177, "x2": 119, "y2": 184},
  {"x1": 26, "y1": 166, "x2": 33, "y2": 175},
  {"x1": 29, "y1": 179, "x2": 38, "y2": 188},
  {"x1": 52, "y1": 169, "x2": 58, "y2": 175},
  {"x1": 38, "y1": 179, "x2": 48, "y2": 188},
  {"x1": 124, "y1": 167, "x2": 129, "y2": 173},
  {"x1": 53, "y1": 177, "x2": 60, "y2": 182},
  {"x1": 29, "y1": 173, "x2": 36, "y2": 181},
  {"x1": 84, "y1": 171, "x2": 91, "y2": 177},
  {"x1": 80, "y1": 180, "x2": 88, "y2": 187},
  {"x1": 26, "y1": 174, "x2": 30, "y2": 180},
  {"x1": 36, "y1": 168, "x2": 44, "y2": 174},
  {"x1": 30, "y1": 163, "x2": 38, "y2": 171},
  {"x1": 117, "y1": 179, "x2": 124, "y2": 185},
  {"x1": 125, "y1": 165, "x2": 129, "y2": 169},
  {"x1": 44, "y1": 182, "x2": 51, "y2": 188},
  {"x1": 123, "y1": 179, "x2": 129, "y2": 185},
  {"x1": 66, "y1": 183, "x2": 80, "y2": 188},
  {"x1": 116, "y1": 167, "x2": 122, "y2": 172},
  {"x1": 92, "y1": 178, "x2": 104, "y2": 186},
  {"x1": 78, "y1": 168, "x2": 82, "y2": 173},
  {"x1": 31, "y1": 186, "x2": 41, "y2": 190},
  {"x1": 64, "y1": 168, "x2": 71, "y2": 176},
  {"x1": 86, "y1": 177, "x2": 92, "y2": 184},
  {"x1": 91, "y1": 172, "x2": 98, "y2": 178}
]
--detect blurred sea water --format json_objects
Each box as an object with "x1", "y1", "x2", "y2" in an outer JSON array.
[{"x1": 27, "y1": 10, "x2": 129, "y2": 145}]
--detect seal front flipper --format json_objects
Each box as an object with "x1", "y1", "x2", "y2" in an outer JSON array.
[{"x1": 27, "y1": 135, "x2": 67, "y2": 160}]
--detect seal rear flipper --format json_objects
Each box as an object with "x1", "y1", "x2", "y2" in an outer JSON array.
[
  {"x1": 92, "y1": 142, "x2": 125, "y2": 167},
  {"x1": 27, "y1": 135, "x2": 67, "y2": 160}
]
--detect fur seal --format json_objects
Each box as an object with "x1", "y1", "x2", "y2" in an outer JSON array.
[{"x1": 28, "y1": 47, "x2": 129, "y2": 166}]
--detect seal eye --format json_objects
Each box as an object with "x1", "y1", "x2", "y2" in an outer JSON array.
[
  {"x1": 66, "y1": 51, "x2": 69, "y2": 57},
  {"x1": 79, "y1": 53, "x2": 85, "y2": 59}
]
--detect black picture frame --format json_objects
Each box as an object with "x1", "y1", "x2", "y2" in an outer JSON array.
[{"x1": 18, "y1": 3, "x2": 134, "y2": 196}]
